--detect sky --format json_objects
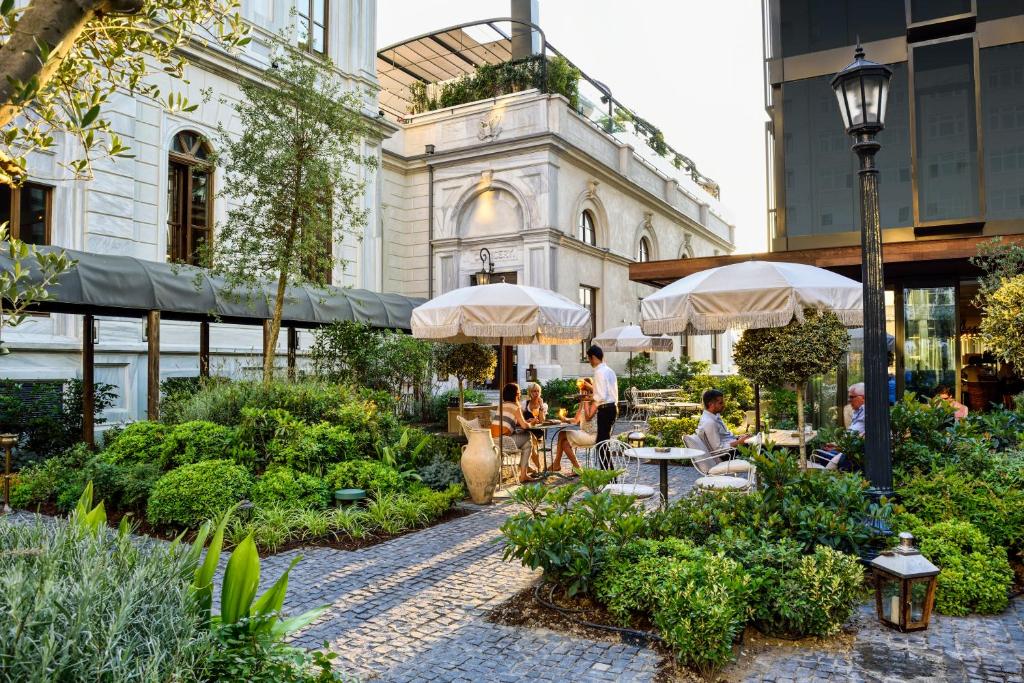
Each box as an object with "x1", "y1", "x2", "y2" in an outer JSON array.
[{"x1": 377, "y1": 0, "x2": 769, "y2": 254}]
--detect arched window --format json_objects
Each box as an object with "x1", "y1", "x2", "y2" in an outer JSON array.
[
  {"x1": 167, "y1": 130, "x2": 212, "y2": 266},
  {"x1": 578, "y1": 209, "x2": 596, "y2": 245},
  {"x1": 637, "y1": 236, "x2": 651, "y2": 262}
]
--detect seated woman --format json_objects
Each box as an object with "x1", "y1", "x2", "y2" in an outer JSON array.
[
  {"x1": 491, "y1": 383, "x2": 538, "y2": 484},
  {"x1": 550, "y1": 378, "x2": 598, "y2": 476},
  {"x1": 935, "y1": 385, "x2": 968, "y2": 420},
  {"x1": 521, "y1": 382, "x2": 548, "y2": 470}
]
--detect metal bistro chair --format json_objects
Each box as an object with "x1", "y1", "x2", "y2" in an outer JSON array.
[
  {"x1": 458, "y1": 416, "x2": 524, "y2": 489},
  {"x1": 593, "y1": 439, "x2": 656, "y2": 500},
  {"x1": 683, "y1": 432, "x2": 754, "y2": 492}
]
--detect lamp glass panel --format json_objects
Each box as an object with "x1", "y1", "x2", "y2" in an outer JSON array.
[
  {"x1": 834, "y1": 85, "x2": 852, "y2": 130},
  {"x1": 863, "y1": 74, "x2": 884, "y2": 124},
  {"x1": 878, "y1": 75, "x2": 889, "y2": 125},
  {"x1": 909, "y1": 577, "x2": 931, "y2": 625},
  {"x1": 878, "y1": 573, "x2": 902, "y2": 626},
  {"x1": 845, "y1": 80, "x2": 865, "y2": 126}
]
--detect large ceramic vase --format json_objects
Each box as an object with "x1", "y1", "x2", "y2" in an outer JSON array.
[{"x1": 461, "y1": 429, "x2": 500, "y2": 504}]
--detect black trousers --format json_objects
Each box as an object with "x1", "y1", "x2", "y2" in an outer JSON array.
[{"x1": 596, "y1": 403, "x2": 617, "y2": 469}]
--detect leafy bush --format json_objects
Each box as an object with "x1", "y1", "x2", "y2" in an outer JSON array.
[
  {"x1": 0, "y1": 500, "x2": 204, "y2": 681},
  {"x1": 324, "y1": 460, "x2": 406, "y2": 497},
  {"x1": 271, "y1": 421, "x2": 358, "y2": 475},
  {"x1": 983, "y1": 449, "x2": 1024, "y2": 489},
  {"x1": 897, "y1": 467, "x2": 1024, "y2": 550},
  {"x1": 0, "y1": 378, "x2": 117, "y2": 460},
  {"x1": 594, "y1": 538, "x2": 703, "y2": 624},
  {"x1": 501, "y1": 471, "x2": 650, "y2": 596},
  {"x1": 416, "y1": 454, "x2": 465, "y2": 490},
  {"x1": 908, "y1": 520, "x2": 1014, "y2": 615},
  {"x1": 645, "y1": 416, "x2": 698, "y2": 447},
  {"x1": 710, "y1": 536, "x2": 863, "y2": 637},
  {"x1": 147, "y1": 459, "x2": 253, "y2": 528},
  {"x1": 103, "y1": 420, "x2": 167, "y2": 465},
  {"x1": 426, "y1": 388, "x2": 485, "y2": 424},
  {"x1": 251, "y1": 466, "x2": 330, "y2": 510},
  {"x1": 159, "y1": 420, "x2": 238, "y2": 469},
  {"x1": 541, "y1": 377, "x2": 581, "y2": 412}
]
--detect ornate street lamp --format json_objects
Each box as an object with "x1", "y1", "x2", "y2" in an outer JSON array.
[
  {"x1": 474, "y1": 248, "x2": 495, "y2": 286},
  {"x1": 832, "y1": 44, "x2": 894, "y2": 496}
]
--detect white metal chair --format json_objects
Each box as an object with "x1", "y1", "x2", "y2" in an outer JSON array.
[
  {"x1": 593, "y1": 439, "x2": 656, "y2": 499},
  {"x1": 683, "y1": 433, "x2": 753, "y2": 491},
  {"x1": 806, "y1": 448, "x2": 842, "y2": 471},
  {"x1": 695, "y1": 424, "x2": 758, "y2": 477}
]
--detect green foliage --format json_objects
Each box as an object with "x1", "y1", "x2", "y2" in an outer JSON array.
[
  {"x1": 908, "y1": 520, "x2": 1014, "y2": 616},
  {"x1": 0, "y1": 378, "x2": 117, "y2": 459},
  {"x1": 433, "y1": 342, "x2": 497, "y2": 409},
  {"x1": 160, "y1": 375, "x2": 231, "y2": 425},
  {"x1": 983, "y1": 449, "x2": 1024, "y2": 489},
  {"x1": 324, "y1": 460, "x2": 406, "y2": 497},
  {"x1": 160, "y1": 420, "x2": 239, "y2": 469},
  {"x1": 980, "y1": 274, "x2": 1024, "y2": 369},
  {"x1": 897, "y1": 467, "x2": 1024, "y2": 550},
  {"x1": 645, "y1": 416, "x2": 698, "y2": 447},
  {"x1": 500, "y1": 475, "x2": 650, "y2": 596},
  {"x1": 310, "y1": 321, "x2": 434, "y2": 406},
  {"x1": 624, "y1": 354, "x2": 656, "y2": 376},
  {"x1": 270, "y1": 421, "x2": 358, "y2": 475},
  {"x1": 593, "y1": 538, "x2": 703, "y2": 624},
  {"x1": 251, "y1": 467, "x2": 330, "y2": 510},
  {"x1": 0, "y1": 499, "x2": 205, "y2": 681},
  {"x1": 540, "y1": 377, "x2": 581, "y2": 411},
  {"x1": 426, "y1": 388, "x2": 486, "y2": 424},
  {"x1": 0, "y1": 231, "x2": 76, "y2": 349},
  {"x1": 681, "y1": 373, "x2": 754, "y2": 427},
  {"x1": 147, "y1": 460, "x2": 253, "y2": 528},
  {"x1": 416, "y1": 454, "x2": 465, "y2": 491},
  {"x1": 208, "y1": 48, "x2": 376, "y2": 381},
  {"x1": 103, "y1": 420, "x2": 167, "y2": 465}
]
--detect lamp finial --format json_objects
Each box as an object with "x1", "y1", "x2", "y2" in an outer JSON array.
[{"x1": 854, "y1": 39, "x2": 865, "y2": 60}]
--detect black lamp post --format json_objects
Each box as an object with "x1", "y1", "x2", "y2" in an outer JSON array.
[
  {"x1": 831, "y1": 44, "x2": 894, "y2": 496},
  {"x1": 475, "y1": 248, "x2": 495, "y2": 286}
]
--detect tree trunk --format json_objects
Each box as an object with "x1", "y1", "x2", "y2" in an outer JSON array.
[
  {"x1": 0, "y1": 0, "x2": 143, "y2": 130},
  {"x1": 458, "y1": 378, "x2": 465, "y2": 417},
  {"x1": 796, "y1": 382, "x2": 807, "y2": 469}
]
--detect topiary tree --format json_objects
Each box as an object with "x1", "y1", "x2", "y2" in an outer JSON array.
[
  {"x1": 979, "y1": 274, "x2": 1024, "y2": 370},
  {"x1": 732, "y1": 310, "x2": 849, "y2": 467},
  {"x1": 432, "y1": 343, "x2": 497, "y2": 415}
]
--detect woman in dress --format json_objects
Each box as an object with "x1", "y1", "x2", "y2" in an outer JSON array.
[
  {"x1": 549, "y1": 378, "x2": 597, "y2": 476},
  {"x1": 521, "y1": 382, "x2": 548, "y2": 471},
  {"x1": 491, "y1": 383, "x2": 538, "y2": 483}
]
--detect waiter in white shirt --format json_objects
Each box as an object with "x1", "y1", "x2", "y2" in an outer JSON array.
[{"x1": 587, "y1": 344, "x2": 618, "y2": 467}]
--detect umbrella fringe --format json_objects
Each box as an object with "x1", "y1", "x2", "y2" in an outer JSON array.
[{"x1": 641, "y1": 308, "x2": 864, "y2": 335}]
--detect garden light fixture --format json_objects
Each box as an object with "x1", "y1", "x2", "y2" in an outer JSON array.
[
  {"x1": 832, "y1": 44, "x2": 895, "y2": 496},
  {"x1": 871, "y1": 532, "x2": 940, "y2": 632},
  {"x1": 475, "y1": 248, "x2": 495, "y2": 286}
]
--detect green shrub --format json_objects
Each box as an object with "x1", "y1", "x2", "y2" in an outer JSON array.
[
  {"x1": 909, "y1": 520, "x2": 1014, "y2": 615},
  {"x1": 147, "y1": 459, "x2": 252, "y2": 528},
  {"x1": 416, "y1": 454, "x2": 464, "y2": 490},
  {"x1": 0, "y1": 510, "x2": 204, "y2": 681},
  {"x1": 646, "y1": 416, "x2": 698, "y2": 447},
  {"x1": 425, "y1": 388, "x2": 485, "y2": 424},
  {"x1": 594, "y1": 538, "x2": 703, "y2": 624},
  {"x1": 251, "y1": 467, "x2": 330, "y2": 510},
  {"x1": 324, "y1": 460, "x2": 406, "y2": 496},
  {"x1": 271, "y1": 421, "x2": 358, "y2": 474},
  {"x1": 897, "y1": 467, "x2": 1024, "y2": 550},
  {"x1": 159, "y1": 420, "x2": 238, "y2": 469},
  {"x1": 983, "y1": 449, "x2": 1024, "y2": 489},
  {"x1": 653, "y1": 551, "x2": 749, "y2": 678},
  {"x1": 103, "y1": 420, "x2": 167, "y2": 465},
  {"x1": 540, "y1": 377, "x2": 581, "y2": 411}
]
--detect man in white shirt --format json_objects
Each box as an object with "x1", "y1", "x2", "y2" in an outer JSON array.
[{"x1": 587, "y1": 345, "x2": 618, "y2": 464}]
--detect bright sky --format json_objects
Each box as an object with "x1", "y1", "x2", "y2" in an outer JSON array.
[{"x1": 377, "y1": 0, "x2": 768, "y2": 254}]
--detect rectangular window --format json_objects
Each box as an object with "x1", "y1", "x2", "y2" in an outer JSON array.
[
  {"x1": 579, "y1": 285, "x2": 596, "y2": 361},
  {"x1": 913, "y1": 38, "x2": 981, "y2": 223},
  {"x1": 0, "y1": 182, "x2": 51, "y2": 245},
  {"x1": 167, "y1": 160, "x2": 212, "y2": 266},
  {"x1": 910, "y1": 0, "x2": 972, "y2": 24},
  {"x1": 779, "y1": 0, "x2": 906, "y2": 58},
  {"x1": 298, "y1": 0, "x2": 327, "y2": 54},
  {"x1": 981, "y1": 42, "x2": 1024, "y2": 220}
]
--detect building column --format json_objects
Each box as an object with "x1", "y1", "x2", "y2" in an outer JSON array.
[
  {"x1": 147, "y1": 310, "x2": 160, "y2": 420},
  {"x1": 82, "y1": 314, "x2": 95, "y2": 447}
]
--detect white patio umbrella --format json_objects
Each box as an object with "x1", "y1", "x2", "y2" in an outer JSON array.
[
  {"x1": 640, "y1": 260, "x2": 864, "y2": 453},
  {"x1": 592, "y1": 324, "x2": 673, "y2": 381},
  {"x1": 411, "y1": 282, "x2": 591, "y2": 467},
  {"x1": 640, "y1": 260, "x2": 863, "y2": 336}
]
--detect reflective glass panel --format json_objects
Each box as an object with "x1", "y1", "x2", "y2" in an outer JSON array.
[
  {"x1": 19, "y1": 184, "x2": 48, "y2": 245},
  {"x1": 913, "y1": 39, "x2": 981, "y2": 222},
  {"x1": 779, "y1": 0, "x2": 906, "y2": 57},
  {"x1": 911, "y1": 0, "x2": 972, "y2": 23},
  {"x1": 981, "y1": 43, "x2": 1024, "y2": 220},
  {"x1": 903, "y1": 286, "x2": 957, "y2": 397}
]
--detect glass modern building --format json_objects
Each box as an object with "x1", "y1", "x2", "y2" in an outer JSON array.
[{"x1": 631, "y1": 1, "x2": 1024, "y2": 418}]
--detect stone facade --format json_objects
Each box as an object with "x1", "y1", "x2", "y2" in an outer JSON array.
[{"x1": 380, "y1": 91, "x2": 738, "y2": 382}]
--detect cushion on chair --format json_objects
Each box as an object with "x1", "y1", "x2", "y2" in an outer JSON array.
[
  {"x1": 804, "y1": 462, "x2": 827, "y2": 470},
  {"x1": 695, "y1": 475, "x2": 750, "y2": 491},
  {"x1": 603, "y1": 483, "x2": 656, "y2": 499},
  {"x1": 709, "y1": 459, "x2": 755, "y2": 476}
]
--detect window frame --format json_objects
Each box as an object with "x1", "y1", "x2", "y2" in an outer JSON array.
[
  {"x1": 297, "y1": 0, "x2": 328, "y2": 55},
  {"x1": 579, "y1": 284, "x2": 597, "y2": 361},
  {"x1": 167, "y1": 130, "x2": 214, "y2": 267},
  {"x1": 578, "y1": 209, "x2": 597, "y2": 246},
  {"x1": 637, "y1": 236, "x2": 651, "y2": 262},
  {"x1": 1, "y1": 182, "x2": 52, "y2": 245}
]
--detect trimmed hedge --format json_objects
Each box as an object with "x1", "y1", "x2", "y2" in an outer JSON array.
[{"x1": 147, "y1": 460, "x2": 252, "y2": 528}]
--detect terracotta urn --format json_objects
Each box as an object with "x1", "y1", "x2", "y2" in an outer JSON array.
[{"x1": 460, "y1": 428, "x2": 500, "y2": 504}]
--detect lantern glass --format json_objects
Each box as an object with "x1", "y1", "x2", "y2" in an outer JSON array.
[
  {"x1": 834, "y1": 84, "x2": 852, "y2": 130},
  {"x1": 908, "y1": 576, "x2": 934, "y2": 628},
  {"x1": 877, "y1": 572, "x2": 903, "y2": 627}
]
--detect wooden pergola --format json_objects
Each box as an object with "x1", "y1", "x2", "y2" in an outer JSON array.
[{"x1": 2, "y1": 246, "x2": 423, "y2": 446}]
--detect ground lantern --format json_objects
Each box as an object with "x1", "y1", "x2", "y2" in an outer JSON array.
[{"x1": 870, "y1": 532, "x2": 940, "y2": 632}]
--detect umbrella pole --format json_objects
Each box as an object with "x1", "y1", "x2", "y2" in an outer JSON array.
[
  {"x1": 498, "y1": 337, "x2": 504, "y2": 483},
  {"x1": 754, "y1": 383, "x2": 761, "y2": 432},
  {"x1": 629, "y1": 352, "x2": 633, "y2": 383}
]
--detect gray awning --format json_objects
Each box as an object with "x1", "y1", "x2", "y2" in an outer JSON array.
[{"x1": 3, "y1": 244, "x2": 423, "y2": 330}]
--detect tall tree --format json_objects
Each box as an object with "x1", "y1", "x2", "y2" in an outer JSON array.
[
  {"x1": 211, "y1": 49, "x2": 376, "y2": 383},
  {"x1": 433, "y1": 343, "x2": 498, "y2": 414},
  {"x1": 0, "y1": 0, "x2": 249, "y2": 185}
]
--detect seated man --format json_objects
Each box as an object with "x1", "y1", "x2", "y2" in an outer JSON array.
[
  {"x1": 698, "y1": 389, "x2": 751, "y2": 452},
  {"x1": 820, "y1": 382, "x2": 865, "y2": 470}
]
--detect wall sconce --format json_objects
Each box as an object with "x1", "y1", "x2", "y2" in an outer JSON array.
[
  {"x1": 425, "y1": 144, "x2": 435, "y2": 155},
  {"x1": 475, "y1": 248, "x2": 495, "y2": 286}
]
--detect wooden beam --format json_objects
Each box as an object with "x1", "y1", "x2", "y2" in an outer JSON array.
[
  {"x1": 287, "y1": 327, "x2": 298, "y2": 381},
  {"x1": 199, "y1": 321, "x2": 210, "y2": 378},
  {"x1": 262, "y1": 319, "x2": 272, "y2": 366},
  {"x1": 147, "y1": 310, "x2": 160, "y2": 420},
  {"x1": 82, "y1": 314, "x2": 94, "y2": 447}
]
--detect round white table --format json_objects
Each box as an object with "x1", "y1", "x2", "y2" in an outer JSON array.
[{"x1": 624, "y1": 446, "x2": 704, "y2": 504}]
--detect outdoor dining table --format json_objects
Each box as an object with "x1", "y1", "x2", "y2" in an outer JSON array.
[
  {"x1": 624, "y1": 446, "x2": 705, "y2": 506},
  {"x1": 748, "y1": 429, "x2": 818, "y2": 448}
]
